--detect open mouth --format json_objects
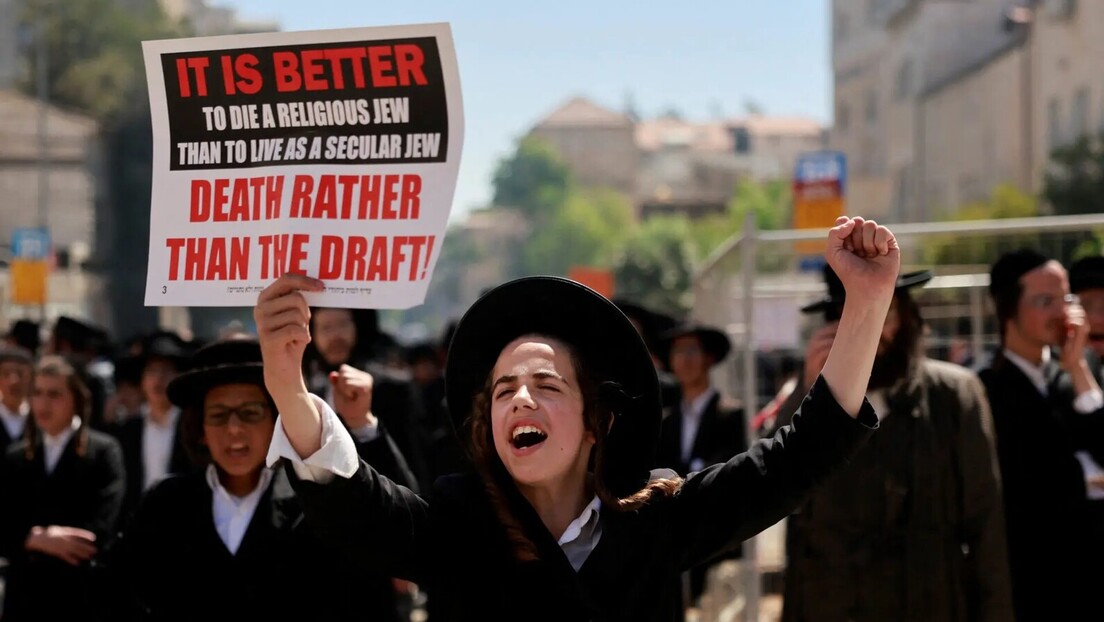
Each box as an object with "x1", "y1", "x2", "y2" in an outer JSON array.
[
  {"x1": 1090, "y1": 333, "x2": 1104, "y2": 343},
  {"x1": 511, "y1": 425, "x2": 548, "y2": 451},
  {"x1": 226, "y1": 442, "x2": 251, "y2": 457}
]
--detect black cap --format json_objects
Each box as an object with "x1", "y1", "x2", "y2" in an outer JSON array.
[
  {"x1": 989, "y1": 249, "x2": 1051, "y2": 302},
  {"x1": 1070, "y1": 256, "x2": 1104, "y2": 293},
  {"x1": 166, "y1": 338, "x2": 264, "y2": 407},
  {"x1": 801, "y1": 265, "x2": 933, "y2": 316},
  {"x1": 658, "y1": 324, "x2": 732, "y2": 367}
]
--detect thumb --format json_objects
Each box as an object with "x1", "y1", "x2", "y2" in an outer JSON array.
[{"x1": 329, "y1": 371, "x2": 340, "y2": 387}]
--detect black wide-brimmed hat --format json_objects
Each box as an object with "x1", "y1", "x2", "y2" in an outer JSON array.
[
  {"x1": 658, "y1": 324, "x2": 732, "y2": 367},
  {"x1": 446, "y1": 276, "x2": 661, "y2": 499},
  {"x1": 613, "y1": 298, "x2": 679, "y2": 356},
  {"x1": 166, "y1": 338, "x2": 265, "y2": 407},
  {"x1": 1071, "y1": 256, "x2": 1104, "y2": 293},
  {"x1": 140, "y1": 330, "x2": 192, "y2": 369},
  {"x1": 801, "y1": 265, "x2": 933, "y2": 316}
]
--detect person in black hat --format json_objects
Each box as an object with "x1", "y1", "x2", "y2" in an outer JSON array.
[
  {"x1": 1071, "y1": 255, "x2": 1104, "y2": 360},
  {"x1": 4, "y1": 320, "x2": 40, "y2": 357},
  {"x1": 0, "y1": 355, "x2": 126, "y2": 622},
  {"x1": 108, "y1": 330, "x2": 195, "y2": 518},
  {"x1": 0, "y1": 346, "x2": 34, "y2": 453},
  {"x1": 654, "y1": 322, "x2": 745, "y2": 608},
  {"x1": 978, "y1": 248, "x2": 1104, "y2": 621},
  {"x1": 111, "y1": 337, "x2": 414, "y2": 622},
  {"x1": 254, "y1": 216, "x2": 897, "y2": 621},
  {"x1": 767, "y1": 264, "x2": 1014, "y2": 622},
  {"x1": 613, "y1": 299, "x2": 683, "y2": 411}
]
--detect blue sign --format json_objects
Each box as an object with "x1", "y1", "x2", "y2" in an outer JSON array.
[
  {"x1": 794, "y1": 150, "x2": 847, "y2": 193},
  {"x1": 12, "y1": 228, "x2": 50, "y2": 260}
]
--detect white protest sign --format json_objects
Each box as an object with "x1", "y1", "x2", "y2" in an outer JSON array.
[{"x1": 142, "y1": 23, "x2": 463, "y2": 308}]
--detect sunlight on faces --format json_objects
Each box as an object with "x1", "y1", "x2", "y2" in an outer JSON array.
[
  {"x1": 202, "y1": 384, "x2": 274, "y2": 480},
  {"x1": 1013, "y1": 261, "x2": 1073, "y2": 348},
  {"x1": 0, "y1": 360, "x2": 32, "y2": 406},
  {"x1": 31, "y1": 374, "x2": 76, "y2": 436},
  {"x1": 490, "y1": 337, "x2": 594, "y2": 490},
  {"x1": 313, "y1": 308, "x2": 356, "y2": 366}
]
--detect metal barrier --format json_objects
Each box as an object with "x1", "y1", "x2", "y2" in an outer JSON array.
[{"x1": 690, "y1": 212, "x2": 1104, "y2": 622}]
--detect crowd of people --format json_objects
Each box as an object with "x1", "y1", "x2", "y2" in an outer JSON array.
[{"x1": 0, "y1": 218, "x2": 1101, "y2": 621}]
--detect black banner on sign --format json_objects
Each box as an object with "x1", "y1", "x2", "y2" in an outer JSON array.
[{"x1": 161, "y1": 36, "x2": 448, "y2": 171}]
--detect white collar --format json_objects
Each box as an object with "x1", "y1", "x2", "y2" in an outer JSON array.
[
  {"x1": 1003, "y1": 347, "x2": 1051, "y2": 395},
  {"x1": 0, "y1": 400, "x2": 29, "y2": 418},
  {"x1": 205, "y1": 463, "x2": 274, "y2": 503},
  {"x1": 682, "y1": 387, "x2": 717, "y2": 421},
  {"x1": 43, "y1": 416, "x2": 81, "y2": 448},
  {"x1": 557, "y1": 494, "x2": 602, "y2": 547},
  {"x1": 141, "y1": 404, "x2": 181, "y2": 428}
]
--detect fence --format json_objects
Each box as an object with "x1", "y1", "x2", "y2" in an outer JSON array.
[{"x1": 689, "y1": 212, "x2": 1104, "y2": 622}]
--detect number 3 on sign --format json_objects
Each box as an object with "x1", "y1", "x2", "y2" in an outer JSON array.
[{"x1": 162, "y1": 285, "x2": 167, "y2": 294}]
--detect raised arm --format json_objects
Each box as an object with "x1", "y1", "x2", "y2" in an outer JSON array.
[{"x1": 670, "y1": 216, "x2": 896, "y2": 568}]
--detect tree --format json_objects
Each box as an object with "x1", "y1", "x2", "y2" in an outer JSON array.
[
  {"x1": 20, "y1": 0, "x2": 183, "y2": 121},
  {"x1": 688, "y1": 178, "x2": 792, "y2": 266},
  {"x1": 521, "y1": 187, "x2": 635, "y2": 276},
  {"x1": 491, "y1": 136, "x2": 572, "y2": 219},
  {"x1": 1043, "y1": 133, "x2": 1104, "y2": 216},
  {"x1": 614, "y1": 216, "x2": 695, "y2": 317},
  {"x1": 922, "y1": 184, "x2": 1042, "y2": 266}
]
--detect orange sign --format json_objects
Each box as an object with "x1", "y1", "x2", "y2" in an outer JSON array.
[
  {"x1": 11, "y1": 260, "x2": 48, "y2": 305},
  {"x1": 792, "y1": 152, "x2": 846, "y2": 256},
  {"x1": 568, "y1": 266, "x2": 615, "y2": 298}
]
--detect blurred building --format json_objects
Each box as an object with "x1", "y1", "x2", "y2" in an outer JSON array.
[
  {"x1": 0, "y1": 89, "x2": 105, "y2": 327},
  {"x1": 528, "y1": 97, "x2": 824, "y2": 221},
  {"x1": 832, "y1": 0, "x2": 1102, "y2": 222},
  {"x1": 160, "y1": 0, "x2": 279, "y2": 35}
]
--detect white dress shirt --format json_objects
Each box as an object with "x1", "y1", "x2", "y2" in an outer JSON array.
[
  {"x1": 43, "y1": 417, "x2": 81, "y2": 474},
  {"x1": 206, "y1": 464, "x2": 274, "y2": 554},
  {"x1": 680, "y1": 388, "x2": 717, "y2": 466},
  {"x1": 141, "y1": 405, "x2": 182, "y2": 491},
  {"x1": 266, "y1": 395, "x2": 606, "y2": 571},
  {"x1": 1003, "y1": 348, "x2": 1104, "y2": 413},
  {"x1": 0, "y1": 400, "x2": 29, "y2": 440}
]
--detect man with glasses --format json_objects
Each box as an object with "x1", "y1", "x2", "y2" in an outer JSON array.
[{"x1": 980, "y1": 249, "x2": 1104, "y2": 621}]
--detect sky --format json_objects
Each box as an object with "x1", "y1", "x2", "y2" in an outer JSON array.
[{"x1": 225, "y1": 0, "x2": 830, "y2": 222}]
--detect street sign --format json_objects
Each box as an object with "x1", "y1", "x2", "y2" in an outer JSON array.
[
  {"x1": 11, "y1": 227, "x2": 50, "y2": 305},
  {"x1": 792, "y1": 151, "x2": 846, "y2": 263}
]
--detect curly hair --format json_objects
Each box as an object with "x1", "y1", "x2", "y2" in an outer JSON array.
[{"x1": 467, "y1": 335, "x2": 682, "y2": 562}]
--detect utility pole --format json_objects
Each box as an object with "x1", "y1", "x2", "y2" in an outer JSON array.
[{"x1": 35, "y1": 2, "x2": 49, "y2": 321}]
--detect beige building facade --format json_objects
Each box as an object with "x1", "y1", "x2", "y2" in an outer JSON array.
[{"x1": 832, "y1": 0, "x2": 1104, "y2": 223}]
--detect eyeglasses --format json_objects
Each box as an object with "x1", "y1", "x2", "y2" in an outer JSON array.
[
  {"x1": 203, "y1": 402, "x2": 270, "y2": 426},
  {"x1": 1024, "y1": 293, "x2": 1079, "y2": 310}
]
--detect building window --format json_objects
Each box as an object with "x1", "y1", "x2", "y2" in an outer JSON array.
[
  {"x1": 732, "y1": 126, "x2": 751, "y2": 154},
  {"x1": 836, "y1": 102, "x2": 851, "y2": 131},
  {"x1": 1048, "y1": 97, "x2": 1063, "y2": 149},
  {"x1": 865, "y1": 90, "x2": 879, "y2": 126},
  {"x1": 1072, "y1": 87, "x2": 1090, "y2": 141}
]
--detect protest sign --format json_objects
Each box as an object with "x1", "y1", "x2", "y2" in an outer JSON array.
[{"x1": 142, "y1": 23, "x2": 463, "y2": 308}]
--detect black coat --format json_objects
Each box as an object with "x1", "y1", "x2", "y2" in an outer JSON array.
[
  {"x1": 110, "y1": 423, "x2": 416, "y2": 622},
  {"x1": 108, "y1": 413, "x2": 194, "y2": 518},
  {"x1": 0, "y1": 411, "x2": 27, "y2": 455},
  {"x1": 285, "y1": 377, "x2": 875, "y2": 622},
  {"x1": 979, "y1": 352, "x2": 1104, "y2": 620},
  {"x1": 656, "y1": 391, "x2": 747, "y2": 477},
  {"x1": 0, "y1": 430, "x2": 127, "y2": 622}
]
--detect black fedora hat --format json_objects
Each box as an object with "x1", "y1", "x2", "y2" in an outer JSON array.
[
  {"x1": 140, "y1": 330, "x2": 192, "y2": 368},
  {"x1": 446, "y1": 276, "x2": 661, "y2": 499},
  {"x1": 1071, "y1": 256, "x2": 1104, "y2": 293},
  {"x1": 801, "y1": 265, "x2": 933, "y2": 316},
  {"x1": 658, "y1": 324, "x2": 732, "y2": 366},
  {"x1": 166, "y1": 338, "x2": 264, "y2": 407},
  {"x1": 613, "y1": 298, "x2": 679, "y2": 355}
]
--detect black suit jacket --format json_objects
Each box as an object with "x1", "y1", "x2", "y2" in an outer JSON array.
[
  {"x1": 285, "y1": 377, "x2": 874, "y2": 622},
  {"x1": 109, "y1": 413, "x2": 194, "y2": 518},
  {"x1": 979, "y1": 352, "x2": 1104, "y2": 620},
  {"x1": 0, "y1": 430, "x2": 127, "y2": 622},
  {"x1": 0, "y1": 412, "x2": 27, "y2": 455},
  {"x1": 656, "y1": 391, "x2": 747, "y2": 477}
]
